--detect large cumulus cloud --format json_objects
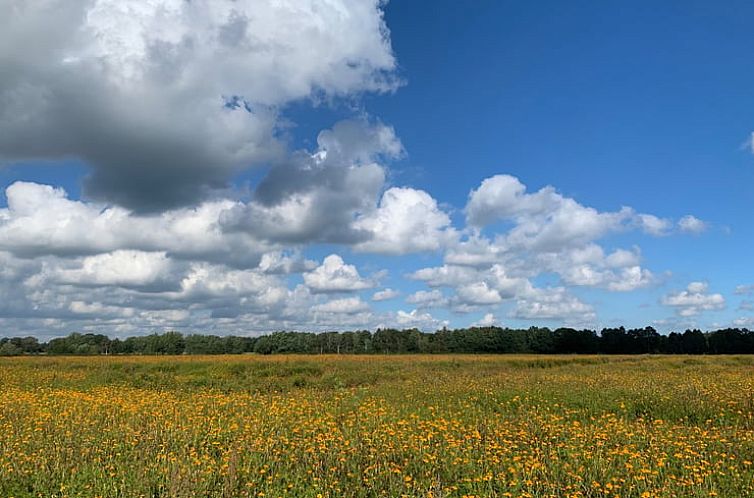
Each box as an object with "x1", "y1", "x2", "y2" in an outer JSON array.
[{"x1": 0, "y1": 0, "x2": 397, "y2": 211}]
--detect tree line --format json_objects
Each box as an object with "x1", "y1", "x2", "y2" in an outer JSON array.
[{"x1": 2, "y1": 326, "x2": 754, "y2": 356}]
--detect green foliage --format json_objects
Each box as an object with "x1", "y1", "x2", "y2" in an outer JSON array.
[{"x1": 4, "y1": 326, "x2": 754, "y2": 356}]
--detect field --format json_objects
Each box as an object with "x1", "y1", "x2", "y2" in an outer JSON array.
[{"x1": 1, "y1": 355, "x2": 753, "y2": 497}]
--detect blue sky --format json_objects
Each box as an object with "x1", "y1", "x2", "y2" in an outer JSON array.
[{"x1": 1, "y1": 0, "x2": 753, "y2": 338}]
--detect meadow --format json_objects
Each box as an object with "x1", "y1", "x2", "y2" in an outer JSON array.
[{"x1": 1, "y1": 355, "x2": 753, "y2": 498}]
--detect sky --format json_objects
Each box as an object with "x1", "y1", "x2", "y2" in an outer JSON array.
[{"x1": 1, "y1": 0, "x2": 753, "y2": 339}]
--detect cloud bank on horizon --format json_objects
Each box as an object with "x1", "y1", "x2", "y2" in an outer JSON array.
[{"x1": 1, "y1": 0, "x2": 752, "y2": 338}]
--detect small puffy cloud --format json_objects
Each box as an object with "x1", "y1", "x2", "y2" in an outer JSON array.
[
  {"x1": 557, "y1": 262, "x2": 653, "y2": 292},
  {"x1": 465, "y1": 175, "x2": 559, "y2": 227},
  {"x1": 353, "y1": 187, "x2": 455, "y2": 254},
  {"x1": 651, "y1": 316, "x2": 698, "y2": 332},
  {"x1": 662, "y1": 282, "x2": 726, "y2": 317},
  {"x1": 486, "y1": 265, "x2": 530, "y2": 298},
  {"x1": 636, "y1": 214, "x2": 672, "y2": 236},
  {"x1": 456, "y1": 282, "x2": 503, "y2": 305},
  {"x1": 443, "y1": 236, "x2": 505, "y2": 268},
  {"x1": 473, "y1": 313, "x2": 497, "y2": 327},
  {"x1": 409, "y1": 265, "x2": 479, "y2": 288},
  {"x1": 558, "y1": 264, "x2": 610, "y2": 287},
  {"x1": 315, "y1": 119, "x2": 404, "y2": 164},
  {"x1": 409, "y1": 263, "x2": 528, "y2": 313},
  {"x1": 677, "y1": 215, "x2": 707, "y2": 235},
  {"x1": 393, "y1": 309, "x2": 447, "y2": 330},
  {"x1": 312, "y1": 297, "x2": 370, "y2": 315},
  {"x1": 511, "y1": 286, "x2": 596, "y2": 324},
  {"x1": 732, "y1": 317, "x2": 754, "y2": 328},
  {"x1": 605, "y1": 248, "x2": 641, "y2": 268},
  {"x1": 372, "y1": 288, "x2": 400, "y2": 301},
  {"x1": 303, "y1": 254, "x2": 374, "y2": 293},
  {"x1": 606, "y1": 266, "x2": 655, "y2": 292},
  {"x1": 1, "y1": 182, "x2": 120, "y2": 256},
  {"x1": 406, "y1": 289, "x2": 448, "y2": 308},
  {"x1": 257, "y1": 251, "x2": 316, "y2": 275},
  {"x1": 687, "y1": 281, "x2": 709, "y2": 294}
]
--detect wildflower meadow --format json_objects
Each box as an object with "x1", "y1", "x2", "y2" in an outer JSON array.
[{"x1": 1, "y1": 355, "x2": 753, "y2": 497}]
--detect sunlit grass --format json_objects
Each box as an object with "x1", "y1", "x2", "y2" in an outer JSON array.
[{"x1": 1, "y1": 355, "x2": 753, "y2": 497}]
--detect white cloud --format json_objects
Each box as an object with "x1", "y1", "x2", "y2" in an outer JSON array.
[
  {"x1": 552, "y1": 249, "x2": 654, "y2": 291},
  {"x1": 146, "y1": 262, "x2": 298, "y2": 319},
  {"x1": 69, "y1": 301, "x2": 135, "y2": 318},
  {"x1": 0, "y1": 181, "x2": 274, "y2": 266},
  {"x1": 473, "y1": 313, "x2": 497, "y2": 327},
  {"x1": 678, "y1": 215, "x2": 707, "y2": 235},
  {"x1": 511, "y1": 286, "x2": 596, "y2": 324},
  {"x1": 662, "y1": 282, "x2": 726, "y2": 317},
  {"x1": 444, "y1": 236, "x2": 506, "y2": 267},
  {"x1": 406, "y1": 290, "x2": 448, "y2": 308},
  {"x1": 606, "y1": 266, "x2": 655, "y2": 292},
  {"x1": 303, "y1": 254, "x2": 374, "y2": 293},
  {"x1": 257, "y1": 251, "x2": 316, "y2": 275},
  {"x1": 393, "y1": 309, "x2": 447, "y2": 330},
  {"x1": 443, "y1": 238, "x2": 654, "y2": 294},
  {"x1": 605, "y1": 248, "x2": 641, "y2": 268},
  {"x1": 52, "y1": 250, "x2": 174, "y2": 290},
  {"x1": 372, "y1": 288, "x2": 400, "y2": 301},
  {"x1": 353, "y1": 187, "x2": 455, "y2": 254},
  {"x1": 409, "y1": 265, "x2": 480, "y2": 288},
  {"x1": 465, "y1": 175, "x2": 677, "y2": 255},
  {"x1": 506, "y1": 200, "x2": 630, "y2": 251},
  {"x1": 447, "y1": 175, "x2": 677, "y2": 297},
  {"x1": 486, "y1": 265, "x2": 530, "y2": 298},
  {"x1": 312, "y1": 297, "x2": 370, "y2": 315},
  {"x1": 465, "y1": 175, "x2": 559, "y2": 227},
  {"x1": 732, "y1": 317, "x2": 754, "y2": 328},
  {"x1": 636, "y1": 214, "x2": 672, "y2": 236},
  {"x1": 687, "y1": 281, "x2": 708, "y2": 294},
  {"x1": 466, "y1": 175, "x2": 631, "y2": 249},
  {"x1": 456, "y1": 282, "x2": 503, "y2": 305}
]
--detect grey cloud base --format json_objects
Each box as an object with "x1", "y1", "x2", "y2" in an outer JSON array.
[{"x1": 0, "y1": 0, "x2": 397, "y2": 212}]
